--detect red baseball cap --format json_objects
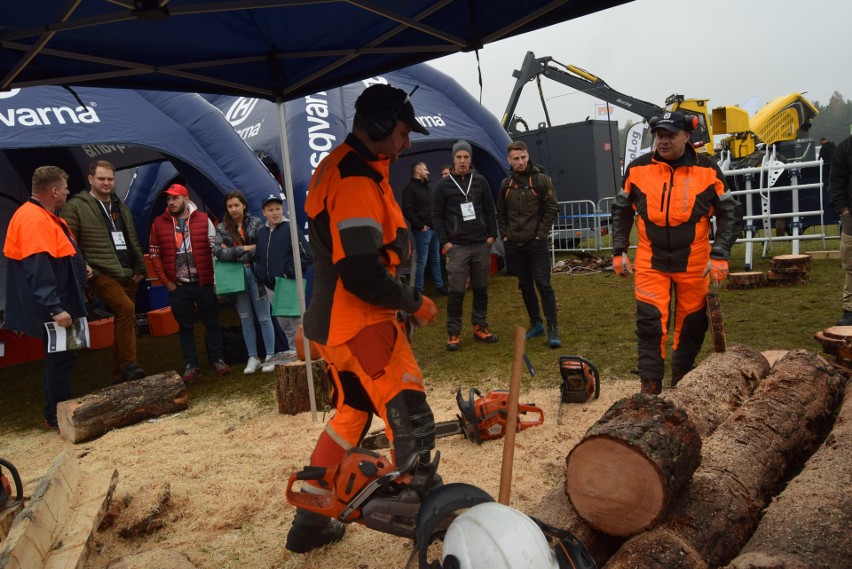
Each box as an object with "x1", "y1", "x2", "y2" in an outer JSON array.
[{"x1": 163, "y1": 183, "x2": 189, "y2": 197}]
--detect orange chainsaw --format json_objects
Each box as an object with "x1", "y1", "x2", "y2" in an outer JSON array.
[{"x1": 361, "y1": 387, "x2": 544, "y2": 450}]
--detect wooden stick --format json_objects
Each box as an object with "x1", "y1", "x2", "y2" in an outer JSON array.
[{"x1": 498, "y1": 326, "x2": 526, "y2": 505}]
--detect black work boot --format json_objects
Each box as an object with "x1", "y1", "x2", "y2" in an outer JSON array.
[
  {"x1": 640, "y1": 377, "x2": 662, "y2": 395},
  {"x1": 285, "y1": 508, "x2": 346, "y2": 553},
  {"x1": 837, "y1": 310, "x2": 852, "y2": 326},
  {"x1": 670, "y1": 365, "x2": 693, "y2": 388}
]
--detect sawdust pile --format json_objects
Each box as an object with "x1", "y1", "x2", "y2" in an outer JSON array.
[{"x1": 4, "y1": 376, "x2": 637, "y2": 568}]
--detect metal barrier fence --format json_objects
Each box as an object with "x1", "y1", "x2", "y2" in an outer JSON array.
[{"x1": 546, "y1": 153, "x2": 830, "y2": 270}]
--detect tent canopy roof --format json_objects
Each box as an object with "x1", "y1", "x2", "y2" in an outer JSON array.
[{"x1": 1, "y1": 0, "x2": 631, "y2": 100}]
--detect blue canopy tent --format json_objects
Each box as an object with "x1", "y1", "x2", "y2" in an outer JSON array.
[
  {"x1": 167, "y1": 63, "x2": 513, "y2": 230},
  {"x1": 0, "y1": 85, "x2": 281, "y2": 311},
  {"x1": 0, "y1": 0, "x2": 633, "y2": 417}
]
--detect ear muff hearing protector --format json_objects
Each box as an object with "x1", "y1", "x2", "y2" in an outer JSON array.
[{"x1": 367, "y1": 90, "x2": 409, "y2": 142}]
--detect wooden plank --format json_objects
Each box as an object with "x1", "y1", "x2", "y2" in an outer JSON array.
[
  {"x1": 0, "y1": 451, "x2": 79, "y2": 569},
  {"x1": 44, "y1": 469, "x2": 118, "y2": 569}
]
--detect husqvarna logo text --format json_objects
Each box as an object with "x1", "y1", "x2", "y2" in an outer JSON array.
[
  {"x1": 0, "y1": 101, "x2": 100, "y2": 128},
  {"x1": 224, "y1": 97, "x2": 258, "y2": 126}
]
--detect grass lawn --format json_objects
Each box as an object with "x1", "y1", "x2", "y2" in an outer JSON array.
[{"x1": 0, "y1": 232, "x2": 843, "y2": 438}]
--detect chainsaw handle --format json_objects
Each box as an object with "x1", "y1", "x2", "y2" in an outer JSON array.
[{"x1": 517, "y1": 404, "x2": 544, "y2": 430}]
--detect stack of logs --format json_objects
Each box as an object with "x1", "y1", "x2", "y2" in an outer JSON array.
[
  {"x1": 558, "y1": 345, "x2": 849, "y2": 568},
  {"x1": 728, "y1": 254, "x2": 812, "y2": 289}
]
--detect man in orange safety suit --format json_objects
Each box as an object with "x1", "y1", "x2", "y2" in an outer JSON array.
[
  {"x1": 284, "y1": 83, "x2": 437, "y2": 553},
  {"x1": 611, "y1": 111, "x2": 743, "y2": 395}
]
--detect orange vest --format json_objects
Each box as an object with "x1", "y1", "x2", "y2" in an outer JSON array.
[{"x1": 4, "y1": 201, "x2": 78, "y2": 261}]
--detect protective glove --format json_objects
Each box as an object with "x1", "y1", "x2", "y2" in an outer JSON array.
[
  {"x1": 613, "y1": 253, "x2": 632, "y2": 277},
  {"x1": 703, "y1": 258, "x2": 729, "y2": 283},
  {"x1": 411, "y1": 295, "x2": 438, "y2": 327}
]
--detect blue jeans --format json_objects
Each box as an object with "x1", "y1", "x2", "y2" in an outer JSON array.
[
  {"x1": 234, "y1": 266, "x2": 276, "y2": 358},
  {"x1": 413, "y1": 229, "x2": 444, "y2": 292}
]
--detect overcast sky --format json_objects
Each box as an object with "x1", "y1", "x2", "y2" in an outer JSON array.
[{"x1": 427, "y1": 0, "x2": 850, "y2": 129}]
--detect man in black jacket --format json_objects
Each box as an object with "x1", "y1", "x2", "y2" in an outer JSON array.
[
  {"x1": 402, "y1": 161, "x2": 446, "y2": 296},
  {"x1": 432, "y1": 140, "x2": 499, "y2": 351},
  {"x1": 497, "y1": 141, "x2": 561, "y2": 348}
]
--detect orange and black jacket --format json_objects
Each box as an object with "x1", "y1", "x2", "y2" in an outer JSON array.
[
  {"x1": 612, "y1": 145, "x2": 742, "y2": 273},
  {"x1": 303, "y1": 134, "x2": 423, "y2": 346},
  {"x1": 3, "y1": 199, "x2": 88, "y2": 338}
]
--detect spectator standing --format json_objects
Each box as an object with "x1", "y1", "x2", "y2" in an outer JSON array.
[
  {"x1": 432, "y1": 139, "x2": 499, "y2": 351},
  {"x1": 496, "y1": 141, "x2": 561, "y2": 348},
  {"x1": 440, "y1": 164, "x2": 452, "y2": 178},
  {"x1": 828, "y1": 135, "x2": 852, "y2": 325},
  {"x1": 149, "y1": 184, "x2": 230, "y2": 382},
  {"x1": 612, "y1": 111, "x2": 742, "y2": 394},
  {"x1": 286, "y1": 84, "x2": 437, "y2": 553},
  {"x1": 254, "y1": 192, "x2": 312, "y2": 354},
  {"x1": 213, "y1": 190, "x2": 276, "y2": 373},
  {"x1": 3, "y1": 166, "x2": 90, "y2": 428},
  {"x1": 402, "y1": 161, "x2": 447, "y2": 296},
  {"x1": 60, "y1": 160, "x2": 147, "y2": 383}
]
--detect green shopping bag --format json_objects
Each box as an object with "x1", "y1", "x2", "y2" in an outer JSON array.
[
  {"x1": 214, "y1": 260, "x2": 247, "y2": 295},
  {"x1": 272, "y1": 277, "x2": 305, "y2": 317}
]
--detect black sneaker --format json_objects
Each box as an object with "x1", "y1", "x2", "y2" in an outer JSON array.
[
  {"x1": 285, "y1": 518, "x2": 346, "y2": 553},
  {"x1": 123, "y1": 362, "x2": 147, "y2": 382}
]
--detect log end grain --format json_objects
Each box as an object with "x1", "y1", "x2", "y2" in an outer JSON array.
[{"x1": 566, "y1": 436, "x2": 666, "y2": 537}]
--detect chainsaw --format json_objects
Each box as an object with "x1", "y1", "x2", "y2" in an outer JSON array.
[
  {"x1": 360, "y1": 387, "x2": 544, "y2": 450},
  {"x1": 557, "y1": 356, "x2": 600, "y2": 425},
  {"x1": 1, "y1": 458, "x2": 23, "y2": 509}
]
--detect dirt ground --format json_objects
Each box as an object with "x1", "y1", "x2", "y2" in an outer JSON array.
[{"x1": 2, "y1": 371, "x2": 637, "y2": 569}]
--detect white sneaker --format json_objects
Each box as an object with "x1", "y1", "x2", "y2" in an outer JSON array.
[
  {"x1": 261, "y1": 355, "x2": 275, "y2": 373},
  {"x1": 243, "y1": 356, "x2": 261, "y2": 374}
]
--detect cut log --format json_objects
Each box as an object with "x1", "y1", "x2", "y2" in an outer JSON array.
[
  {"x1": 604, "y1": 350, "x2": 845, "y2": 569},
  {"x1": 565, "y1": 345, "x2": 769, "y2": 540},
  {"x1": 769, "y1": 254, "x2": 812, "y2": 271},
  {"x1": 57, "y1": 372, "x2": 188, "y2": 444},
  {"x1": 705, "y1": 292, "x2": 726, "y2": 352},
  {"x1": 724, "y1": 381, "x2": 852, "y2": 569},
  {"x1": 566, "y1": 394, "x2": 702, "y2": 537},
  {"x1": 766, "y1": 271, "x2": 809, "y2": 286},
  {"x1": 665, "y1": 344, "x2": 769, "y2": 439},
  {"x1": 727, "y1": 272, "x2": 767, "y2": 290},
  {"x1": 275, "y1": 359, "x2": 331, "y2": 415},
  {"x1": 814, "y1": 325, "x2": 852, "y2": 366}
]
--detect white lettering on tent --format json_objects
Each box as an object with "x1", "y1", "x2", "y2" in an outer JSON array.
[
  {"x1": 417, "y1": 115, "x2": 445, "y2": 128},
  {"x1": 0, "y1": 104, "x2": 101, "y2": 127},
  {"x1": 304, "y1": 92, "x2": 335, "y2": 174}
]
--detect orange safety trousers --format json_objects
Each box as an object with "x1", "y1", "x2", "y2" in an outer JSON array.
[
  {"x1": 634, "y1": 266, "x2": 709, "y2": 382},
  {"x1": 302, "y1": 318, "x2": 432, "y2": 495}
]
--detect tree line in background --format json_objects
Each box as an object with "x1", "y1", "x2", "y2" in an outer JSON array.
[{"x1": 617, "y1": 91, "x2": 852, "y2": 153}]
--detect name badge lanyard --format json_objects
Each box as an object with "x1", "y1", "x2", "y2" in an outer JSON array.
[
  {"x1": 449, "y1": 174, "x2": 476, "y2": 221},
  {"x1": 96, "y1": 199, "x2": 128, "y2": 251}
]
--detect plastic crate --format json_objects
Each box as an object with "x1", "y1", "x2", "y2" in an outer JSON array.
[
  {"x1": 147, "y1": 306, "x2": 179, "y2": 336},
  {"x1": 148, "y1": 284, "x2": 170, "y2": 310},
  {"x1": 0, "y1": 330, "x2": 44, "y2": 367},
  {"x1": 88, "y1": 317, "x2": 115, "y2": 350}
]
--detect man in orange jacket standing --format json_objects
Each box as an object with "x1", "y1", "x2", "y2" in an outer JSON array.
[
  {"x1": 285, "y1": 84, "x2": 438, "y2": 553},
  {"x1": 611, "y1": 111, "x2": 742, "y2": 394}
]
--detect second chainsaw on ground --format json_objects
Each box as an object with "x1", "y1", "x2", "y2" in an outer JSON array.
[{"x1": 361, "y1": 387, "x2": 544, "y2": 450}]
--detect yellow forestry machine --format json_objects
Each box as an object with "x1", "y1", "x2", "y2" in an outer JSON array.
[{"x1": 502, "y1": 51, "x2": 818, "y2": 167}]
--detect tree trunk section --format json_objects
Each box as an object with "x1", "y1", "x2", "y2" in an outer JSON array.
[
  {"x1": 604, "y1": 350, "x2": 845, "y2": 569},
  {"x1": 665, "y1": 344, "x2": 769, "y2": 439},
  {"x1": 56, "y1": 372, "x2": 188, "y2": 444},
  {"x1": 566, "y1": 394, "x2": 702, "y2": 537},
  {"x1": 727, "y1": 272, "x2": 767, "y2": 290},
  {"x1": 565, "y1": 345, "x2": 768, "y2": 539},
  {"x1": 275, "y1": 359, "x2": 331, "y2": 415},
  {"x1": 724, "y1": 381, "x2": 852, "y2": 569},
  {"x1": 814, "y1": 326, "x2": 852, "y2": 367}
]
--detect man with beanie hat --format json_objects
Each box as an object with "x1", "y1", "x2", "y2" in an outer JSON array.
[
  {"x1": 612, "y1": 111, "x2": 742, "y2": 395},
  {"x1": 432, "y1": 139, "x2": 499, "y2": 351},
  {"x1": 285, "y1": 83, "x2": 439, "y2": 554}
]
